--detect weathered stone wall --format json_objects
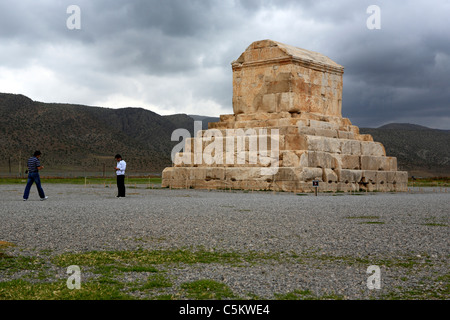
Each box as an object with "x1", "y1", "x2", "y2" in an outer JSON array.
[{"x1": 232, "y1": 40, "x2": 343, "y2": 117}]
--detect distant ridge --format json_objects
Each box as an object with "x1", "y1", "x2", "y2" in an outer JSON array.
[
  {"x1": 360, "y1": 123, "x2": 449, "y2": 177},
  {"x1": 0, "y1": 93, "x2": 197, "y2": 175},
  {"x1": 188, "y1": 115, "x2": 220, "y2": 130},
  {"x1": 377, "y1": 123, "x2": 447, "y2": 131}
]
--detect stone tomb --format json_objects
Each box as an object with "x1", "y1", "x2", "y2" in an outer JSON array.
[{"x1": 162, "y1": 40, "x2": 408, "y2": 192}]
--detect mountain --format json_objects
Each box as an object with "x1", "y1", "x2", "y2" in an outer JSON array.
[
  {"x1": 0, "y1": 93, "x2": 197, "y2": 175},
  {"x1": 359, "y1": 124, "x2": 450, "y2": 177},
  {"x1": 377, "y1": 123, "x2": 446, "y2": 131},
  {"x1": 188, "y1": 115, "x2": 220, "y2": 130}
]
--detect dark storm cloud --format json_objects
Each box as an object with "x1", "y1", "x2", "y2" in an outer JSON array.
[
  {"x1": 0, "y1": 0, "x2": 448, "y2": 128},
  {"x1": 302, "y1": 0, "x2": 450, "y2": 129}
]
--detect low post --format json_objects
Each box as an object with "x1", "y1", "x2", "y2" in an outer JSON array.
[{"x1": 313, "y1": 180, "x2": 319, "y2": 196}]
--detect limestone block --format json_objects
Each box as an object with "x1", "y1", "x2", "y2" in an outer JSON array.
[
  {"x1": 257, "y1": 112, "x2": 278, "y2": 120},
  {"x1": 297, "y1": 167, "x2": 323, "y2": 181},
  {"x1": 337, "y1": 130, "x2": 354, "y2": 140},
  {"x1": 167, "y1": 180, "x2": 187, "y2": 189},
  {"x1": 349, "y1": 125, "x2": 360, "y2": 135},
  {"x1": 278, "y1": 111, "x2": 292, "y2": 119},
  {"x1": 178, "y1": 163, "x2": 246, "y2": 186},
  {"x1": 315, "y1": 128, "x2": 339, "y2": 138},
  {"x1": 209, "y1": 121, "x2": 235, "y2": 129},
  {"x1": 306, "y1": 136, "x2": 341, "y2": 153},
  {"x1": 336, "y1": 182, "x2": 352, "y2": 192},
  {"x1": 173, "y1": 152, "x2": 194, "y2": 167},
  {"x1": 385, "y1": 172, "x2": 397, "y2": 191},
  {"x1": 337, "y1": 169, "x2": 362, "y2": 183},
  {"x1": 339, "y1": 154, "x2": 360, "y2": 170},
  {"x1": 274, "y1": 167, "x2": 297, "y2": 181},
  {"x1": 361, "y1": 170, "x2": 377, "y2": 184},
  {"x1": 394, "y1": 171, "x2": 408, "y2": 186},
  {"x1": 298, "y1": 126, "x2": 317, "y2": 136},
  {"x1": 305, "y1": 135, "x2": 325, "y2": 152},
  {"x1": 165, "y1": 167, "x2": 188, "y2": 181},
  {"x1": 278, "y1": 126, "x2": 298, "y2": 135},
  {"x1": 243, "y1": 180, "x2": 271, "y2": 191},
  {"x1": 214, "y1": 151, "x2": 236, "y2": 167},
  {"x1": 298, "y1": 151, "x2": 309, "y2": 167},
  {"x1": 281, "y1": 151, "x2": 300, "y2": 167},
  {"x1": 323, "y1": 137, "x2": 341, "y2": 153},
  {"x1": 319, "y1": 180, "x2": 335, "y2": 192},
  {"x1": 361, "y1": 156, "x2": 390, "y2": 171},
  {"x1": 323, "y1": 168, "x2": 338, "y2": 183},
  {"x1": 361, "y1": 142, "x2": 386, "y2": 157},
  {"x1": 376, "y1": 171, "x2": 387, "y2": 185},
  {"x1": 273, "y1": 180, "x2": 298, "y2": 192},
  {"x1": 225, "y1": 167, "x2": 262, "y2": 181},
  {"x1": 284, "y1": 134, "x2": 307, "y2": 150},
  {"x1": 279, "y1": 92, "x2": 295, "y2": 112},
  {"x1": 341, "y1": 118, "x2": 352, "y2": 126},
  {"x1": 220, "y1": 114, "x2": 235, "y2": 122},
  {"x1": 205, "y1": 167, "x2": 226, "y2": 180},
  {"x1": 161, "y1": 167, "x2": 173, "y2": 183},
  {"x1": 357, "y1": 134, "x2": 374, "y2": 142},
  {"x1": 296, "y1": 119, "x2": 310, "y2": 129},
  {"x1": 276, "y1": 117, "x2": 300, "y2": 127},
  {"x1": 387, "y1": 157, "x2": 397, "y2": 171},
  {"x1": 261, "y1": 94, "x2": 277, "y2": 113},
  {"x1": 309, "y1": 120, "x2": 340, "y2": 130},
  {"x1": 307, "y1": 151, "x2": 339, "y2": 169},
  {"x1": 235, "y1": 114, "x2": 254, "y2": 121},
  {"x1": 234, "y1": 150, "x2": 271, "y2": 167},
  {"x1": 189, "y1": 167, "x2": 207, "y2": 180},
  {"x1": 340, "y1": 140, "x2": 361, "y2": 155}
]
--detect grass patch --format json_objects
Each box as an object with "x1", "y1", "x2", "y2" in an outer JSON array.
[
  {"x1": 180, "y1": 279, "x2": 237, "y2": 300},
  {"x1": 128, "y1": 274, "x2": 173, "y2": 292},
  {"x1": 408, "y1": 177, "x2": 450, "y2": 187},
  {"x1": 0, "y1": 254, "x2": 48, "y2": 275},
  {"x1": 51, "y1": 248, "x2": 286, "y2": 269},
  {"x1": 360, "y1": 221, "x2": 385, "y2": 225},
  {"x1": 0, "y1": 279, "x2": 133, "y2": 300},
  {"x1": 422, "y1": 223, "x2": 448, "y2": 227},
  {"x1": 345, "y1": 215, "x2": 381, "y2": 220},
  {"x1": 140, "y1": 274, "x2": 173, "y2": 289},
  {"x1": 275, "y1": 289, "x2": 344, "y2": 300}
]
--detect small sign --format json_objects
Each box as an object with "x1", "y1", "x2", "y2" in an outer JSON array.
[{"x1": 312, "y1": 180, "x2": 319, "y2": 187}]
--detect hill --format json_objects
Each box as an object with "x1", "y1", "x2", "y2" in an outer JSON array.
[
  {"x1": 0, "y1": 93, "x2": 197, "y2": 176},
  {"x1": 360, "y1": 124, "x2": 450, "y2": 177},
  {"x1": 188, "y1": 115, "x2": 220, "y2": 130}
]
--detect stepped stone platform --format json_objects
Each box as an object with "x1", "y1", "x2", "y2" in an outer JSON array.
[{"x1": 162, "y1": 40, "x2": 408, "y2": 192}]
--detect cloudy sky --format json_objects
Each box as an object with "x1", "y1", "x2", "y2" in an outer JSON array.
[{"x1": 0, "y1": 0, "x2": 449, "y2": 129}]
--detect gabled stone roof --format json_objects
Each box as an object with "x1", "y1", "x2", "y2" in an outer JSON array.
[{"x1": 232, "y1": 39, "x2": 344, "y2": 74}]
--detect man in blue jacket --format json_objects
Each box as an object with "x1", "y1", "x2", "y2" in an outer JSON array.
[{"x1": 23, "y1": 150, "x2": 48, "y2": 201}]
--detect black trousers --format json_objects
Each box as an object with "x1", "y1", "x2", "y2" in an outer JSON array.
[{"x1": 117, "y1": 175, "x2": 126, "y2": 197}]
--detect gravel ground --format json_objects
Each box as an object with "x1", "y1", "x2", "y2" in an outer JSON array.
[{"x1": 1, "y1": 184, "x2": 449, "y2": 299}]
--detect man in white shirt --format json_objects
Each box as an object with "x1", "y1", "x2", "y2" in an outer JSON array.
[{"x1": 114, "y1": 154, "x2": 126, "y2": 197}]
